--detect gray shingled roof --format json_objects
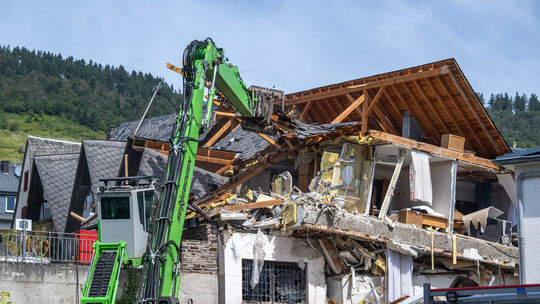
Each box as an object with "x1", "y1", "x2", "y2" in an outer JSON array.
[
  {"x1": 138, "y1": 148, "x2": 168, "y2": 198},
  {"x1": 83, "y1": 140, "x2": 126, "y2": 192},
  {"x1": 0, "y1": 166, "x2": 19, "y2": 194},
  {"x1": 138, "y1": 148, "x2": 229, "y2": 201},
  {"x1": 493, "y1": 145, "x2": 540, "y2": 164},
  {"x1": 212, "y1": 127, "x2": 272, "y2": 161},
  {"x1": 108, "y1": 113, "x2": 271, "y2": 159},
  {"x1": 110, "y1": 114, "x2": 176, "y2": 142},
  {"x1": 33, "y1": 153, "x2": 79, "y2": 232},
  {"x1": 25, "y1": 136, "x2": 81, "y2": 170}
]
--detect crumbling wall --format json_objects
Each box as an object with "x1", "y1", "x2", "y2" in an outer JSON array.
[
  {"x1": 300, "y1": 206, "x2": 518, "y2": 267},
  {"x1": 179, "y1": 223, "x2": 219, "y2": 303}
]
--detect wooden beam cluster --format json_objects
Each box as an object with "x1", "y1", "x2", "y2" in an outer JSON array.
[
  {"x1": 368, "y1": 130, "x2": 498, "y2": 170},
  {"x1": 331, "y1": 94, "x2": 365, "y2": 124},
  {"x1": 286, "y1": 65, "x2": 450, "y2": 105},
  {"x1": 281, "y1": 59, "x2": 510, "y2": 159}
]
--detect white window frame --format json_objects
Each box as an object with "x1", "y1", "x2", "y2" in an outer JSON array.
[{"x1": 5, "y1": 196, "x2": 16, "y2": 213}]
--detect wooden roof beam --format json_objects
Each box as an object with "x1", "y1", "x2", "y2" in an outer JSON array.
[
  {"x1": 195, "y1": 155, "x2": 235, "y2": 165},
  {"x1": 436, "y1": 77, "x2": 492, "y2": 156},
  {"x1": 369, "y1": 130, "x2": 498, "y2": 170},
  {"x1": 382, "y1": 90, "x2": 404, "y2": 128},
  {"x1": 413, "y1": 80, "x2": 451, "y2": 135},
  {"x1": 331, "y1": 93, "x2": 365, "y2": 124},
  {"x1": 299, "y1": 101, "x2": 312, "y2": 121},
  {"x1": 392, "y1": 83, "x2": 441, "y2": 143},
  {"x1": 446, "y1": 71, "x2": 502, "y2": 155},
  {"x1": 204, "y1": 118, "x2": 234, "y2": 148},
  {"x1": 364, "y1": 86, "x2": 386, "y2": 118},
  {"x1": 424, "y1": 78, "x2": 490, "y2": 157},
  {"x1": 372, "y1": 106, "x2": 398, "y2": 134},
  {"x1": 257, "y1": 133, "x2": 281, "y2": 149},
  {"x1": 343, "y1": 94, "x2": 364, "y2": 119},
  {"x1": 286, "y1": 65, "x2": 450, "y2": 106}
]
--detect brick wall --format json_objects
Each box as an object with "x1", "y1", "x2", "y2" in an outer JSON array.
[{"x1": 181, "y1": 223, "x2": 218, "y2": 275}]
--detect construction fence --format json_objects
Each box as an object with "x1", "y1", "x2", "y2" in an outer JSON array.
[{"x1": 0, "y1": 229, "x2": 97, "y2": 264}]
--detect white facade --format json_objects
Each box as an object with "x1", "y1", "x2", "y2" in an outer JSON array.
[
  {"x1": 220, "y1": 232, "x2": 326, "y2": 304},
  {"x1": 512, "y1": 162, "x2": 540, "y2": 284}
]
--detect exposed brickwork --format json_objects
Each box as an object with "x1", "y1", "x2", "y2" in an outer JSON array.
[{"x1": 181, "y1": 223, "x2": 219, "y2": 274}]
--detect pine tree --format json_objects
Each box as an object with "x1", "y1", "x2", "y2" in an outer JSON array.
[{"x1": 529, "y1": 94, "x2": 540, "y2": 112}]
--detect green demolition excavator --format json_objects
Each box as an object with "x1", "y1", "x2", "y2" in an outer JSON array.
[{"x1": 80, "y1": 38, "x2": 283, "y2": 304}]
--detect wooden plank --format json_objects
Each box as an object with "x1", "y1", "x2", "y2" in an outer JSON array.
[
  {"x1": 388, "y1": 85, "x2": 434, "y2": 139},
  {"x1": 445, "y1": 71, "x2": 502, "y2": 155},
  {"x1": 361, "y1": 90, "x2": 369, "y2": 132},
  {"x1": 195, "y1": 154, "x2": 233, "y2": 165},
  {"x1": 214, "y1": 164, "x2": 233, "y2": 175},
  {"x1": 364, "y1": 86, "x2": 386, "y2": 116},
  {"x1": 299, "y1": 101, "x2": 312, "y2": 121},
  {"x1": 369, "y1": 130, "x2": 498, "y2": 170},
  {"x1": 372, "y1": 105, "x2": 398, "y2": 134},
  {"x1": 166, "y1": 62, "x2": 183, "y2": 75},
  {"x1": 221, "y1": 199, "x2": 283, "y2": 212},
  {"x1": 381, "y1": 91, "x2": 404, "y2": 130},
  {"x1": 194, "y1": 157, "x2": 276, "y2": 207},
  {"x1": 257, "y1": 133, "x2": 281, "y2": 149},
  {"x1": 344, "y1": 94, "x2": 365, "y2": 120},
  {"x1": 286, "y1": 66, "x2": 450, "y2": 105},
  {"x1": 399, "y1": 82, "x2": 442, "y2": 144},
  {"x1": 378, "y1": 149, "x2": 405, "y2": 219},
  {"x1": 323, "y1": 98, "x2": 341, "y2": 122},
  {"x1": 331, "y1": 94, "x2": 365, "y2": 124},
  {"x1": 204, "y1": 119, "x2": 233, "y2": 147},
  {"x1": 424, "y1": 78, "x2": 489, "y2": 155},
  {"x1": 413, "y1": 80, "x2": 451, "y2": 134},
  {"x1": 215, "y1": 111, "x2": 237, "y2": 118},
  {"x1": 435, "y1": 77, "x2": 491, "y2": 157}
]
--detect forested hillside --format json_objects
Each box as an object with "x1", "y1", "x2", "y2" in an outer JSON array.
[
  {"x1": 478, "y1": 93, "x2": 540, "y2": 149},
  {"x1": 0, "y1": 46, "x2": 181, "y2": 131},
  {"x1": 0, "y1": 45, "x2": 538, "y2": 162}
]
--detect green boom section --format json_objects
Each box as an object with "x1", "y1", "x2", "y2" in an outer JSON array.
[
  {"x1": 81, "y1": 39, "x2": 263, "y2": 304},
  {"x1": 139, "y1": 39, "x2": 259, "y2": 303}
]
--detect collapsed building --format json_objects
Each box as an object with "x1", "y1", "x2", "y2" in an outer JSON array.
[
  {"x1": 106, "y1": 59, "x2": 519, "y2": 303},
  {"x1": 8, "y1": 58, "x2": 520, "y2": 303}
]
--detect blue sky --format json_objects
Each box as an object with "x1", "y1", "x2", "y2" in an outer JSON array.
[{"x1": 1, "y1": 0, "x2": 539, "y2": 97}]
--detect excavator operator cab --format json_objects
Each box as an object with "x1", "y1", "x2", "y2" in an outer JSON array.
[{"x1": 96, "y1": 176, "x2": 156, "y2": 260}]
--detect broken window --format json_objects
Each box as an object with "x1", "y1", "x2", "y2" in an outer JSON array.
[{"x1": 242, "y1": 259, "x2": 306, "y2": 304}]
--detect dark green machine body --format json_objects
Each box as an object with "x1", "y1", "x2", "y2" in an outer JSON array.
[{"x1": 81, "y1": 38, "x2": 282, "y2": 304}]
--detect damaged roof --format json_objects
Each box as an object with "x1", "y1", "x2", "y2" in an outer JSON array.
[
  {"x1": 33, "y1": 153, "x2": 79, "y2": 232},
  {"x1": 138, "y1": 147, "x2": 229, "y2": 201},
  {"x1": 285, "y1": 58, "x2": 510, "y2": 159},
  {"x1": 211, "y1": 127, "x2": 272, "y2": 161},
  {"x1": 110, "y1": 113, "x2": 176, "y2": 142}
]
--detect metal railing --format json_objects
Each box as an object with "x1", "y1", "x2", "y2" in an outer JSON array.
[{"x1": 0, "y1": 229, "x2": 97, "y2": 264}]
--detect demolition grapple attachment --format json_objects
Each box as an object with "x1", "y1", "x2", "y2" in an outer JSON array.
[{"x1": 241, "y1": 85, "x2": 284, "y2": 134}]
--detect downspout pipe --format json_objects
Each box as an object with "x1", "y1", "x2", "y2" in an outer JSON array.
[{"x1": 515, "y1": 170, "x2": 540, "y2": 284}]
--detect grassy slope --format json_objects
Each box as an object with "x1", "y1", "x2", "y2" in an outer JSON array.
[{"x1": 0, "y1": 112, "x2": 105, "y2": 163}]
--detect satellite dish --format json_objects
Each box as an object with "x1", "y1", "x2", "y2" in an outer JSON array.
[
  {"x1": 341, "y1": 166, "x2": 354, "y2": 185},
  {"x1": 14, "y1": 166, "x2": 22, "y2": 177}
]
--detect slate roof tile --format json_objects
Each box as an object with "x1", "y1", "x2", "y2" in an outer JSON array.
[
  {"x1": 83, "y1": 140, "x2": 126, "y2": 192},
  {"x1": 110, "y1": 114, "x2": 176, "y2": 142},
  {"x1": 138, "y1": 148, "x2": 229, "y2": 201},
  {"x1": 33, "y1": 153, "x2": 79, "y2": 232}
]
